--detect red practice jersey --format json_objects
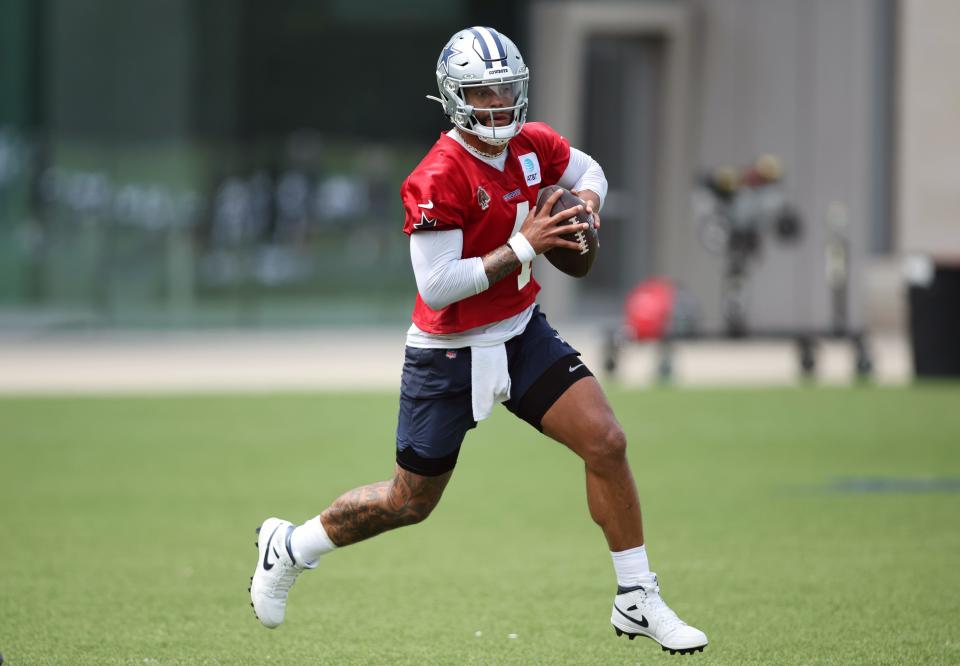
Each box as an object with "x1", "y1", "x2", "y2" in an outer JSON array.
[{"x1": 401, "y1": 122, "x2": 571, "y2": 334}]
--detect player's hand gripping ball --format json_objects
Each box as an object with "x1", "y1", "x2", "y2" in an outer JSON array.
[{"x1": 535, "y1": 185, "x2": 598, "y2": 278}]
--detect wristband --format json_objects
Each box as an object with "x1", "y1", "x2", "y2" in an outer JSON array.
[{"x1": 507, "y1": 233, "x2": 536, "y2": 263}]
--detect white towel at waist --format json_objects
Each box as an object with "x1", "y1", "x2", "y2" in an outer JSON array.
[{"x1": 470, "y1": 343, "x2": 511, "y2": 421}]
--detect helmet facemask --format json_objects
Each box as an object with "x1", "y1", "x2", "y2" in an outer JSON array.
[{"x1": 448, "y1": 76, "x2": 529, "y2": 146}]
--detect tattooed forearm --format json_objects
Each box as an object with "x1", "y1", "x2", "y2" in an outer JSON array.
[
  {"x1": 319, "y1": 467, "x2": 451, "y2": 547},
  {"x1": 483, "y1": 244, "x2": 521, "y2": 286}
]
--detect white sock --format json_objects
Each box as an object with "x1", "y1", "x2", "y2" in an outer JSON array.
[
  {"x1": 289, "y1": 516, "x2": 337, "y2": 565},
  {"x1": 611, "y1": 545, "x2": 650, "y2": 587}
]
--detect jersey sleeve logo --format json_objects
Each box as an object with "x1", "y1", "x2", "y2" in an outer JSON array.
[
  {"x1": 518, "y1": 152, "x2": 541, "y2": 185},
  {"x1": 414, "y1": 211, "x2": 438, "y2": 230}
]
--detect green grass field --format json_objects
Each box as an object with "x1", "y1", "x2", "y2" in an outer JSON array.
[{"x1": 2, "y1": 385, "x2": 959, "y2": 665}]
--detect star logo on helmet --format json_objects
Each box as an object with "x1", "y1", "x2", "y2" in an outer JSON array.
[{"x1": 440, "y1": 43, "x2": 463, "y2": 73}]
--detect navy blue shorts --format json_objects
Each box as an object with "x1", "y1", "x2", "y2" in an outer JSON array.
[{"x1": 395, "y1": 306, "x2": 593, "y2": 476}]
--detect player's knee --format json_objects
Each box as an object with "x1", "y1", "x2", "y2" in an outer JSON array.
[
  {"x1": 408, "y1": 494, "x2": 442, "y2": 525},
  {"x1": 582, "y1": 423, "x2": 628, "y2": 471},
  {"x1": 599, "y1": 424, "x2": 628, "y2": 462}
]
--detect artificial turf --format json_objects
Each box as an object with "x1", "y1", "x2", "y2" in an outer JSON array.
[{"x1": 1, "y1": 385, "x2": 959, "y2": 664}]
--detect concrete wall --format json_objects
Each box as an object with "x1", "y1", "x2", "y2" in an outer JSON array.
[
  {"x1": 531, "y1": 0, "x2": 887, "y2": 333},
  {"x1": 688, "y1": 0, "x2": 881, "y2": 332},
  {"x1": 897, "y1": 0, "x2": 960, "y2": 260},
  {"x1": 530, "y1": 1, "x2": 694, "y2": 322}
]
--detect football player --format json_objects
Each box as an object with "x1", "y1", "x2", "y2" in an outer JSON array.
[{"x1": 251, "y1": 26, "x2": 707, "y2": 655}]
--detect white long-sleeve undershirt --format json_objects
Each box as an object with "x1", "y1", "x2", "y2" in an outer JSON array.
[
  {"x1": 410, "y1": 229, "x2": 489, "y2": 311},
  {"x1": 559, "y1": 147, "x2": 608, "y2": 208}
]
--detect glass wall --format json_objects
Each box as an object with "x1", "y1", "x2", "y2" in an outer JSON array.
[{"x1": 0, "y1": 0, "x2": 522, "y2": 327}]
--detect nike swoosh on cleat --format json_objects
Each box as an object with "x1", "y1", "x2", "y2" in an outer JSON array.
[
  {"x1": 569, "y1": 363, "x2": 585, "y2": 373},
  {"x1": 614, "y1": 605, "x2": 649, "y2": 628},
  {"x1": 262, "y1": 524, "x2": 282, "y2": 571}
]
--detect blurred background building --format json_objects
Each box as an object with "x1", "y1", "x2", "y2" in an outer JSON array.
[{"x1": 0, "y1": 0, "x2": 957, "y2": 381}]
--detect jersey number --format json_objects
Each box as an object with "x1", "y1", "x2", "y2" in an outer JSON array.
[{"x1": 512, "y1": 201, "x2": 532, "y2": 289}]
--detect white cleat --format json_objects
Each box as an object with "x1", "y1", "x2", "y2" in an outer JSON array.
[
  {"x1": 249, "y1": 517, "x2": 311, "y2": 628},
  {"x1": 611, "y1": 572, "x2": 708, "y2": 655}
]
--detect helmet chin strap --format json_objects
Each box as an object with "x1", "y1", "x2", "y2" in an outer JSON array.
[
  {"x1": 466, "y1": 117, "x2": 515, "y2": 148},
  {"x1": 454, "y1": 127, "x2": 509, "y2": 158},
  {"x1": 478, "y1": 134, "x2": 510, "y2": 147},
  {"x1": 468, "y1": 108, "x2": 515, "y2": 146}
]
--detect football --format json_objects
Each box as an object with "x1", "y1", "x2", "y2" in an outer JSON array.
[{"x1": 535, "y1": 185, "x2": 598, "y2": 278}]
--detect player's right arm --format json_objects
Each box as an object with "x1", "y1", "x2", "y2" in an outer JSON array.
[
  {"x1": 483, "y1": 188, "x2": 588, "y2": 284},
  {"x1": 409, "y1": 189, "x2": 588, "y2": 310},
  {"x1": 403, "y1": 163, "x2": 586, "y2": 309}
]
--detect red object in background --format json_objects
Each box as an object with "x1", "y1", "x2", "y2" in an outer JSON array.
[{"x1": 624, "y1": 278, "x2": 675, "y2": 340}]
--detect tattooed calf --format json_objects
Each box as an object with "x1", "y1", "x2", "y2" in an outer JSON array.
[{"x1": 319, "y1": 466, "x2": 452, "y2": 547}]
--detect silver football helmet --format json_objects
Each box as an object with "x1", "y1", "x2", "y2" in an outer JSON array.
[{"x1": 428, "y1": 27, "x2": 529, "y2": 146}]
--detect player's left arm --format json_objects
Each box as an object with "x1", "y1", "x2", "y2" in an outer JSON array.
[{"x1": 558, "y1": 147, "x2": 608, "y2": 229}]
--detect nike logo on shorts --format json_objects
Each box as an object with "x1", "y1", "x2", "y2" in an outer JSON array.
[{"x1": 569, "y1": 363, "x2": 585, "y2": 373}]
